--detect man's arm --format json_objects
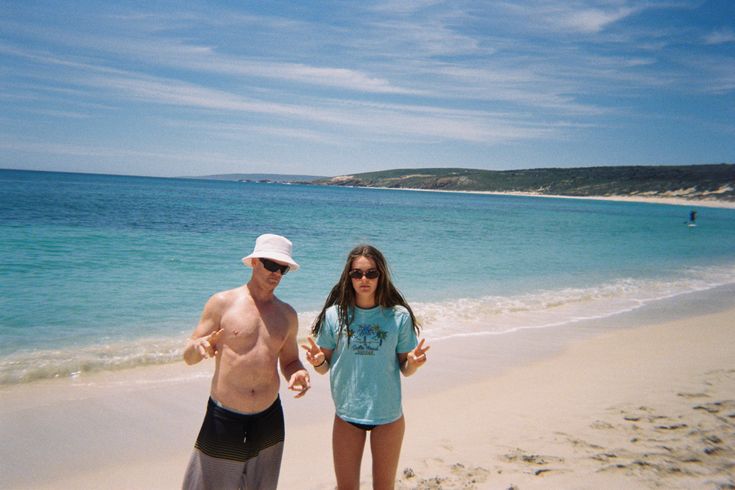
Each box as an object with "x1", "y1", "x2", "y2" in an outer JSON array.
[
  {"x1": 279, "y1": 308, "x2": 310, "y2": 397},
  {"x1": 183, "y1": 294, "x2": 224, "y2": 365}
]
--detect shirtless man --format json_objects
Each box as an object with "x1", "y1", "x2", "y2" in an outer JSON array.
[{"x1": 182, "y1": 234, "x2": 310, "y2": 490}]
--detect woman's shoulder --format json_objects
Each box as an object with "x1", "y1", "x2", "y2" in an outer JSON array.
[
  {"x1": 324, "y1": 304, "x2": 343, "y2": 321},
  {"x1": 384, "y1": 304, "x2": 410, "y2": 319}
]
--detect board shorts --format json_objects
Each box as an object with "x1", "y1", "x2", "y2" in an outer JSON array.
[{"x1": 182, "y1": 396, "x2": 285, "y2": 490}]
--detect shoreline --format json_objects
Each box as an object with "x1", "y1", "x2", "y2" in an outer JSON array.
[
  {"x1": 1, "y1": 286, "x2": 734, "y2": 489},
  {"x1": 352, "y1": 185, "x2": 735, "y2": 209},
  {"x1": 4, "y1": 274, "x2": 735, "y2": 387}
]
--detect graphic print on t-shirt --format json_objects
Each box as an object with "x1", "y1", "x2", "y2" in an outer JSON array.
[{"x1": 347, "y1": 323, "x2": 388, "y2": 355}]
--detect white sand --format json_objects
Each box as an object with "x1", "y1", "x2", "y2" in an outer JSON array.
[
  {"x1": 1, "y1": 301, "x2": 733, "y2": 489},
  {"x1": 368, "y1": 186, "x2": 735, "y2": 209}
]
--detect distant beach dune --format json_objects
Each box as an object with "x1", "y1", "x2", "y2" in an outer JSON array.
[
  {"x1": 364, "y1": 185, "x2": 735, "y2": 209},
  {"x1": 448, "y1": 190, "x2": 735, "y2": 209}
]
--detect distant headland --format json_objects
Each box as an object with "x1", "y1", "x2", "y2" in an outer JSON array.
[
  {"x1": 307, "y1": 164, "x2": 735, "y2": 205},
  {"x1": 192, "y1": 173, "x2": 326, "y2": 183},
  {"x1": 188, "y1": 164, "x2": 735, "y2": 207}
]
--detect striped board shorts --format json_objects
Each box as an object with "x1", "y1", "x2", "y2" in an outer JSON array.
[{"x1": 182, "y1": 396, "x2": 285, "y2": 490}]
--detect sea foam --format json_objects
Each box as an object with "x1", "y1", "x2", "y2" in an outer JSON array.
[{"x1": 3, "y1": 264, "x2": 732, "y2": 385}]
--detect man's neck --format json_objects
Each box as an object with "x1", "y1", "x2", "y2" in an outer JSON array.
[{"x1": 246, "y1": 281, "x2": 276, "y2": 303}]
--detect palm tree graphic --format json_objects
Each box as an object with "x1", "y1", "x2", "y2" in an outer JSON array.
[{"x1": 353, "y1": 323, "x2": 387, "y2": 350}]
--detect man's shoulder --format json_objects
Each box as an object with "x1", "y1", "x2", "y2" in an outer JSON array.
[
  {"x1": 208, "y1": 287, "x2": 243, "y2": 307},
  {"x1": 213, "y1": 286, "x2": 240, "y2": 300},
  {"x1": 274, "y1": 296, "x2": 297, "y2": 317}
]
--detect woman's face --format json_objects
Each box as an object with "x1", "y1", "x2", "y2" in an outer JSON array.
[{"x1": 350, "y1": 255, "x2": 379, "y2": 306}]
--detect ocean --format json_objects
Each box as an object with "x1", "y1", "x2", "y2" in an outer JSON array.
[{"x1": 2, "y1": 169, "x2": 734, "y2": 384}]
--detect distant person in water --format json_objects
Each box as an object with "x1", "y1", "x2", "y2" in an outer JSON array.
[
  {"x1": 690, "y1": 210, "x2": 697, "y2": 224},
  {"x1": 182, "y1": 234, "x2": 310, "y2": 490},
  {"x1": 302, "y1": 244, "x2": 430, "y2": 490}
]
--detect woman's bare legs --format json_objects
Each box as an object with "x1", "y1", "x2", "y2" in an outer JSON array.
[
  {"x1": 370, "y1": 416, "x2": 405, "y2": 490},
  {"x1": 332, "y1": 415, "x2": 406, "y2": 490},
  {"x1": 333, "y1": 415, "x2": 367, "y2": 490}
]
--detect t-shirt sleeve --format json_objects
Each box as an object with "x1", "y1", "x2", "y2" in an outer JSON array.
[
  {"x1": 396, "y1": 310, "x2": 418, "y2": 353},
  {"x1": 316, "y1": 308, "x2": 337, "y2": 350}
]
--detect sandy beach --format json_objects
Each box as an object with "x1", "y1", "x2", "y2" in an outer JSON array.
[
  {"x1": 370, "y1": 186, "x2": 735, "y2": 210},
  {"x1": 1, "y1": 288, "x2": 733, "y2": 489}
]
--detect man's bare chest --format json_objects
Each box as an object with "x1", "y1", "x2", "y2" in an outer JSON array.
[{"x1": 220, "y1": 306, "x2": 289, "y2": 350}]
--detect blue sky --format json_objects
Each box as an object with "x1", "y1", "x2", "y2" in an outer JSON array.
[{"x1": 1, "y1": 1, "x2": 734, "y2": 177}]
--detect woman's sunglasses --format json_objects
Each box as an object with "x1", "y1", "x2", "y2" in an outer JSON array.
[
  {"x1": 349, "y1": 268, "x2": 380, "y2": 280},
  {"x1": 260, "y1": 258, "x2": 290, "y2": 275}
]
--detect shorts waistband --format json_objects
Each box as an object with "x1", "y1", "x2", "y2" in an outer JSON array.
[{"x1": 208, "y1": 396, "x2": 281, "y2": 418}]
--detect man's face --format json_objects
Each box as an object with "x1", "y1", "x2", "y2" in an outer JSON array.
[{"x1": 254, "y1": 257, "x2": 289, "y2": 289}]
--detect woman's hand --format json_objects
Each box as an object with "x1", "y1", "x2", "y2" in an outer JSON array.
[
  {"x1": 406, "y1": 338, "x2": 430, "y2": 372},
  {"x1": 300, "y1": 337, "x2": 326, "y2": 367}
]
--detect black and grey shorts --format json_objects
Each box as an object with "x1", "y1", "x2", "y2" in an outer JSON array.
[{"x1": 182, "y1": 396, "x2": 285, "y2": 490}]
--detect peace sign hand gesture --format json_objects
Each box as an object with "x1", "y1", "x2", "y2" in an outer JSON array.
[
  {"x1": 300, "y1": 337, "x2": 326, "y2": 368},
  {"x1": 407, "y1": 338, "x2": 430, "y2": 369}
]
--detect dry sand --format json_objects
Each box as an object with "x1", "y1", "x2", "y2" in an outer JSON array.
[
  {"x1": 371, "y1": 186, "x2": 735, "y2": 210},
  {"x1": 1, "y1": 298, "x2": 733, "y2": 489},
  {"x1": 393, "y1": 307, "x2": 735, "y2": 490}
]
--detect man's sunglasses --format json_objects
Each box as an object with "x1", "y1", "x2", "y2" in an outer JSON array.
[
  {"x1": 349, "y1": 268, "x2": 380, "y2": 280},
  {"x1": 260, "y1": 258, "x2": 290, "y2": 275}
]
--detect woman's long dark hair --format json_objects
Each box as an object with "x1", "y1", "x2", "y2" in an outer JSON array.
[{"x1": 311, "y1": 244, "x2": 420, "y2": 338}]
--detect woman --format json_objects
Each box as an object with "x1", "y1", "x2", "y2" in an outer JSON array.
[{"x1": 302, "y1": 244, "x2": 430, "y2": 490}]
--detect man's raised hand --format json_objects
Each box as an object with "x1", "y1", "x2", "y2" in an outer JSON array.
[{"x1": 195, "y1": 328, "x2": 223, "y2": 359}]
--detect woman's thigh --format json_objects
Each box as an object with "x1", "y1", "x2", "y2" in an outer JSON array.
[
  {"x1": 370, "y1": 415, "x2": 405, "y2": 490},
  {"x1": 332, "y1": 415, "x2": 368, "y2": 490}
]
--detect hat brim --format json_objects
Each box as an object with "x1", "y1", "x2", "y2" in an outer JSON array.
[{"x1": 242, "y1": 253, "x2": 300, "y2": 272}]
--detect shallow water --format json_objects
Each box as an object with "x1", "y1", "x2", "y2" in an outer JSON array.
[{"x1": 2, "y1": 169, "x2": 734, "y2": 383}]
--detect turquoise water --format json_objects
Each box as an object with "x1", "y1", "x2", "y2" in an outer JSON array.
[{"x1": 2, "y1": 169, "x2": 734, "y2": 383}]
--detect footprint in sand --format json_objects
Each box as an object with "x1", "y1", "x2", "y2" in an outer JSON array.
[
  {"x1": 399, "y1": 462, "x2": 490, "y2": 489},
  {"x1": 693, "y1": 400, "x2": 735, "y2": 414},
  {"x1": 678, "y1": 392, "x2": 711, "y2": 399}
]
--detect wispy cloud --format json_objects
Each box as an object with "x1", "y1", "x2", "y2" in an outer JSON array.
[
  {"x1": 558, "y1": 6, "x2": 640, "y2": 33},
  {"x1": 0, "y1": 16, "x2": 418, "y2": 96},
  {"x1": 1, "y1": 1, "x2": 732, "y2": 174},
  {"x1": 704, "y1": 28, "x2": 735, "y2": 45},
  {"x1": 0, "y1": 139, "x2": 256, "y2": 168},
  {"x1": 3, "y1": 40, "x2": 563, "y2": 144}
]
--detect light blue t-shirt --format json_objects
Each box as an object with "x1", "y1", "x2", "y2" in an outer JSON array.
[{"x1": 316, "y1": 305, "x2": 418, "y2": 425}]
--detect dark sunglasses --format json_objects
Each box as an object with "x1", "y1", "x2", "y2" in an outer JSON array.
[
  {"x1": 260, "y1": 258, "x2": 290, "y2": 275},
  {"x1": 349, "y1": 268, "x2": 380, "y2": 280}
]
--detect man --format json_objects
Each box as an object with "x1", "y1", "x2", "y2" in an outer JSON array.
[{"x1": 182, "y1": 233, "x2": 310, "y2": 490}]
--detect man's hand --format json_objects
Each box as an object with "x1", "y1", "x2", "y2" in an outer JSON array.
[
  {"x1": 407, "y1": 338, "x2": 430, "y2": 370},
  {"x1": 287, "y1": 369, "x2": 311, "y2": 398},
  {"x1": 300, "y1": 337, "x2": 326, "y2": 367},
  {"x1": 192, "y1": 328, "x2": 223, "y2": 360}
]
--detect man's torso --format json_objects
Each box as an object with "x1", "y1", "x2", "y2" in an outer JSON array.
[{"x1": 210, "y1": 287, "x2": 293, "y2": 413}]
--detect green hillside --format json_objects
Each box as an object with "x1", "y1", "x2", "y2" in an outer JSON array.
[{"x1": 313, "y1": 164, "x2": 735, "y2": 201}]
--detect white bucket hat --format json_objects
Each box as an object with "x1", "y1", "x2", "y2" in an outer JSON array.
[{"x1": 242, "y1": 234, "x2": 300, "y2": 272}]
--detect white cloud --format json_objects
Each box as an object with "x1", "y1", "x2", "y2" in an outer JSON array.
[
  {"x1": 561, "y1": 6, "x2": 639, "y2": 33},
  {"x1": 704, "y1": 28, "x2": 735, "y2": 45}
]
